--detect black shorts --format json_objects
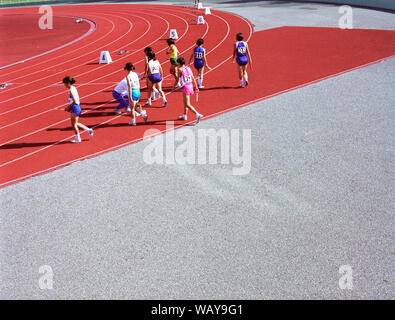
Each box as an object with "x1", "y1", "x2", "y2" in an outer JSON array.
[{"x1": 170, "y1": 58, "x2": 178, "y2": 66}]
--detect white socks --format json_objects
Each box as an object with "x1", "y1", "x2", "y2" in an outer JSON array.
[
  {"x1": 151, "y1": 88, "x2": 159, "y2": 99},
  {"x1": 197, "y1": 76, "x2": 202, "y2": 87},
  {"x1": 244, "y1": 73, "x2": 248, "y2": 82},
  {"x1": 71, "y1": 135, "x2": 81, "y2": 143}
]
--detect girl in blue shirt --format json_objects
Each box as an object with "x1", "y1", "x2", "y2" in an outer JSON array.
[
  {"x1": 188, "y1": 38, "x2": 211, "y2": 88},
  {"x1": 232, "y1": 33, "x2": 252, "y2": 88}
]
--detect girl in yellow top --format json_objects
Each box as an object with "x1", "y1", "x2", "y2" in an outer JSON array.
[{"x1": 166, "y1": 38, "x2": 180, "y2": 88}]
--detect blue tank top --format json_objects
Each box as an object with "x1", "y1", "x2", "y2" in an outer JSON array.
[
  {"x1": 194, "y1": 46, "x2": 204, "y2": 61},
  {"x1": 236, "y1": 41, "x2": 247, "y2": 58}
]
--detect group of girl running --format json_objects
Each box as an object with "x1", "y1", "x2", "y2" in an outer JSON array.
[{"x1": 62, "y1": 32, "x2": 252, "y2": 143}]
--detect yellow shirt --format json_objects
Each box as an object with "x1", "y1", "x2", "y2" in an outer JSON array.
[{"x1": 170, "y1": 45, "x2": 178, "y2": 59}]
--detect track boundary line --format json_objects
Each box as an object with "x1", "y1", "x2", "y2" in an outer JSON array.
[
  {"x1": 0, "y1": 11, "x2": 137, "y2": 104},
  {"x1": 0, "y1": 14, "x2": 97, "y2": 71},
  {"x1": 0, "y1": 13, "x2": 116, "y2": 78}
]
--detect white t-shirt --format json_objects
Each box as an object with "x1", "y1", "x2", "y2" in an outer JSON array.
[
  {"x1": 127, "y1": 72, "x2": 140, "y2": 89},
  {"x1": 114, "y1": 72, "x2": 140, "y2": 94},
  {"x1": 114, "y1": 78, "x2": 128, "y2": 95},
  {"x1": 68, "y1": 86, "x2": 80, "y2": 105},
  {"x1": 148, "y1": 60, "x2": 160, "y2": 74}
]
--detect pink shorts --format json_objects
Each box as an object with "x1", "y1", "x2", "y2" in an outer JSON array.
[{"x1": 182, "y1": 84, "x2": 194, "y2": 95}]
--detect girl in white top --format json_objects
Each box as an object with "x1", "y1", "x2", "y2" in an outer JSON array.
[
  {"x1": 143, "y1": 47, "x2": 160, "y2": 100},
  {"x1": 146, "y1": 51, "x2": 167, "y2": 107},
  {"x1": 62, "y1": 76, "x2": 93, "y2": 143},
  {"x1": 122, "y1": 62, "x2": 147, "y2": 126},
  {"x1": 113, "y1": 77, "x2": 131, "y2": 114}
]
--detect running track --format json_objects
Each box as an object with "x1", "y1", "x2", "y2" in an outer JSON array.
[{"x1": 1, "y1": 4, "x2": 395, "y2": 188}]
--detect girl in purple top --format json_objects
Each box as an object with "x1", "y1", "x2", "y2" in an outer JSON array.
[
  {"x1": 188, "y1": 38, "x2": 211, "y2": 89},
  {"x1": 232, "y1": 33, "x2": 252, "y2": 88}
]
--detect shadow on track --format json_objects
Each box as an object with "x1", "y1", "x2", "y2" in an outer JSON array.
[{"x1": 0, "y1": 140, "x2": 84, "y2": 149}]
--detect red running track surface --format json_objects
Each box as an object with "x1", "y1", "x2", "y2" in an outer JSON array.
[
  {"x1": 0, "y1": 4, "x2": 395, "y2": 188},
  {"x1": 0, "y1": 13, "x2": 94, "y2": 68}
]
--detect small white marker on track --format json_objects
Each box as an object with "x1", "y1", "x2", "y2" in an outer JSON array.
[
  {"x1": 197, "y1": 16, "x2": 205, "y2": 25},
  {"x1": 99, "y1": 51, "x2": 112, "y2": 64},
  {"x1": 169, "y1": 29, "x2": 178, "y2": 39}
]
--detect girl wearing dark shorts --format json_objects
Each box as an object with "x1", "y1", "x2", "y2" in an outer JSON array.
[
  {"x1": 146, "y1": 51, "x2": 167, "y2": 107},
  {"x1": 143, "y1": 47, "x2": 160, "y2": 101},
  {"x1": 188, "y1": 38, "x2": 211, "y2": 89},
  {"x1": 62, "y1": 76, "x2": 93, "y2": 143},
  {"x1": 232, "y1": 33, "x2": 253, "y2": 88},
  {"x1": 166, "y1": 38, "x2": 180, "y2": 88}
]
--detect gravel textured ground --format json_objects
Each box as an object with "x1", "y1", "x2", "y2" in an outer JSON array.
[{"x1": 1, "y1": 1, "x2": 394, "y2": 299}]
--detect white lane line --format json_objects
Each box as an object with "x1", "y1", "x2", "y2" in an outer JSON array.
[
  {"x1": 0, "y1": 7, "x2": 131, "y2": 78},
  {"x1": 0, "y1": 8, "x2": 192, "y2": 140},
  {"x1": 0, "y1": 9, "x2": 177, "y2": 119},
  {"x1": 0, "y1": 11, "x2": 136, "y2": 105},
  {"x1": 0, "y1": 14, "x2": 97, "y2": 71}
]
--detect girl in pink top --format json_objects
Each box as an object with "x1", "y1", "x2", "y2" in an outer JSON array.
[{"x1": 176, "y1": 57, "x2": 203, "y2": 124}]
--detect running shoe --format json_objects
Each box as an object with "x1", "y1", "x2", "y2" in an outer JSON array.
[{"x1": 196, "y1": 114, "x2": 203, "y2": 124}]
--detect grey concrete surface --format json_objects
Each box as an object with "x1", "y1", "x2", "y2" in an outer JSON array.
[
  {"x1": 104, "y1": 0, "x2": 395, "y2": 31},
  {"x1": 1, "y1": 1, "x2": 394, "y2": 299},
  {"x1": 289, "y1": 0, "x2": 395, "y2": 11},
  {"x1": 294, "y1": 0, "x2": 395, "y2": 11}
]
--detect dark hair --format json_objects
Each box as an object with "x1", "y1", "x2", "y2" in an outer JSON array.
[
  {"x1": 236, "y1": 33, "x2": 244, "y2": 41},
  {"x1": 177, "y1": 57, "x2": 186, "y2": 66},
  {"x1": 124, "y1": 62, "x2": 135, "y2": 71},
  {"x1": 62, "y1": 76, "x2": 75, "y2": 85},
  {"x1": 144, "y1": 47, "x2": 153, "y2": 54},
  {"x1": 147, "y1": 51, "x2": 156, "y2": 61},
  {"x1": 196, "y1": 38, "x2": 204, "y2": 46},
  {"x1": 166, "y1": 38, "x2": 175, "y2": 46}
]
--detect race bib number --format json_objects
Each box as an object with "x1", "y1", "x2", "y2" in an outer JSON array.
[
  {"x1": 194, "y1": 52, "x2": 203, "y2": 59},
  {"x1": 238, "y1": 46, "x2": 246, "y2": 54},
  {"x1": 184, "y1": 75, "x2": 192, "y2": 83}
]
